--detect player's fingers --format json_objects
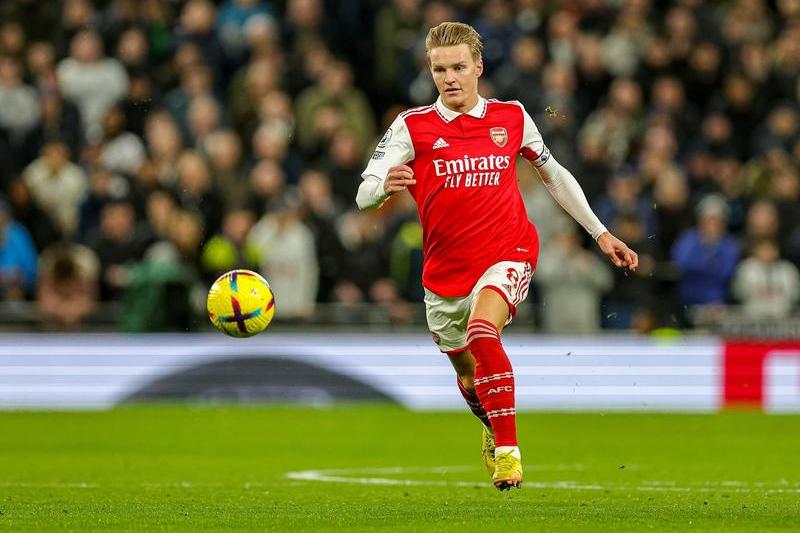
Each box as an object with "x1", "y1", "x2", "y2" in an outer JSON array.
[
  {"x1": 628, "y1": 250, "x2": 639, "y2": 271},
  {"x1": 389, "y1": 177, "x2": 415, "y2": 188},
  {"x1": 389, "y1": 170, "x2": 414, "y2": 182},
  {"x1": 386, "y1": 179, "x2": 415, "y2": 193},
  {"x1": 389, "y1": 166, "x2": 414, "y2": 177},
  {"x1": 389, "y1": 174, "x2": 412, "y2": 183}
]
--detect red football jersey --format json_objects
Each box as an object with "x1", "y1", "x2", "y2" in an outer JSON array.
[{"x1": 362, "y1": 96, "x2": 551, "y2": 297}]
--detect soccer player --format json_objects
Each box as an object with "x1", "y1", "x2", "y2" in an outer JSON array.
[{"x1": 356, "y1": 22, "x2": 638, "y2": 490}]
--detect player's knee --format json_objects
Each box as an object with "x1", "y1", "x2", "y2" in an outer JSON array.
[{"x1": 470, "y1": 288, "x2": 509, "y2": 330}]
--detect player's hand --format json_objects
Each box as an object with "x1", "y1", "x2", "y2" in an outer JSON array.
[
  {"x1": 596, "y1": 231, "x2": 638, "y2": 272},
  {"x1": 383, "y1": 165, "x2": 416, "y2": 195}
]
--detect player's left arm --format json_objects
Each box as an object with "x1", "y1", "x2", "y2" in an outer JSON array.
[{"x1": 514, "y1": 102, "x2": 638, "y2": 271}]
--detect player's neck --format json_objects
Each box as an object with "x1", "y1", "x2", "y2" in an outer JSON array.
[{"x1": 442, "y1": 93, "x2": 480, "y2": 114}]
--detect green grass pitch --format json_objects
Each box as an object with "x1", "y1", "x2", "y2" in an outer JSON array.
[{"x1": 1, "y1": 406, "x2": 799, "y2": 531}]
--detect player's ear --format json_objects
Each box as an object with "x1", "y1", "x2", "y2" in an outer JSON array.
[{"x1": 475, "y1": 57, "x2": 483, "y2": 78}]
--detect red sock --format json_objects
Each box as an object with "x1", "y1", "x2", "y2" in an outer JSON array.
[
  {"x1": 467, "y1": 319, "x2": 517, "y2": 447},
  {"x1": 454, "y1": 372, "x2": 491, "y2": 429}
]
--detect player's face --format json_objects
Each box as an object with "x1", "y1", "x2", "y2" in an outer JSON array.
[{"x1": 429, "y1": 44, "x2": 483, "y2": 112}]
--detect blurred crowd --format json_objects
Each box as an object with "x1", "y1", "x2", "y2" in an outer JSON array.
[{"x1": 1, "y1": 0, "x2": 800, "y2": 332}]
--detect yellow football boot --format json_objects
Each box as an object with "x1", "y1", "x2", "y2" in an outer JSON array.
[{"x1": 493, "y1": 451, "x2": 523, "y2": 490}]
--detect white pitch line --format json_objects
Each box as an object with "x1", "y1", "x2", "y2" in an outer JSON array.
[{"x1": 285, "y1": 466, "x2": 800, "y2": 493}]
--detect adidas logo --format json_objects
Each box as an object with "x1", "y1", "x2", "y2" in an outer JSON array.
[{"x1": 432, "y1": 137, "x2": 449, "y2": 149}]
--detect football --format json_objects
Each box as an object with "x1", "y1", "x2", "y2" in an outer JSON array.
[{"x1": 207, "y1": 269, "x2": 276, "y2": 337}]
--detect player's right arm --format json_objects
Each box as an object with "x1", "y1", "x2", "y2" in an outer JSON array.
[{"x1": 356, "y1": 114, "x2": 416, "y2": 210}]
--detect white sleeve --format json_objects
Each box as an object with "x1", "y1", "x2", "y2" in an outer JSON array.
[
  {"x1": 356, "y1": 114, "x2": 415, "y2": 210},
  {"x1": 536, "y1": 156, "x2": 608, "y2": 240}
]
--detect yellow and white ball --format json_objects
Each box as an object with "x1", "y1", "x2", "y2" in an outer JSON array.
[{"x1": 207, "y1": 269, "x2": 275, "y2": 337}]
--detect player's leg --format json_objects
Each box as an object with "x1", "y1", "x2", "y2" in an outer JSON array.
[
  {"x1": 466, "y1": 262, "x2": 533, "y2": 490},
  {"x1": 425, "y1": 290, "x2": 496, "y2": 474},
  {"x1": 468, "y1": 288, "x2": 515, "y2": 445},
  {"x1": 447, "y1": 348, "x2": 496, "y2": 475}
]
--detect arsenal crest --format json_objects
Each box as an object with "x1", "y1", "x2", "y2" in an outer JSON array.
[{"x1": 490, "y1": 127, "x2": 508, "y2": 147}]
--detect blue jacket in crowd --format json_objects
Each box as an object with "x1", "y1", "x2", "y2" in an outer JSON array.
[
  {"x1": 671, "y1": 229, "x2": 740, "y2": 307},
  {"x1": 0, "y1": 221, "x2": 38, "y2": 290}
]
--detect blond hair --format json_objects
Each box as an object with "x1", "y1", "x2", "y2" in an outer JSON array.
[{"x1": 425, "y1": 22, "x2": 483, "y2": 61}]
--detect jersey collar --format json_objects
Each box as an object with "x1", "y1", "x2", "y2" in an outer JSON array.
[{"x1": 434, "y1": 95, "x2": 487, "y2": 122}]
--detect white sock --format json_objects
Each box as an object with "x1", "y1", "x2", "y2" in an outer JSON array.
[{"x1": 495, "y1": 446, "x2": 521, "y2": 459}]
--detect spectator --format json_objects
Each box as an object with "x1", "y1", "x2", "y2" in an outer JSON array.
[
  {"x1": 373, "y1": 0, "x2": 422, "y2": 101},
  {"x1": 144, "y1": 111, "x2": 183, "y2": 186},
  {"x1": 0, "y1": 195, "x2": 38, "y2": 299},
  {"x1": 602, "y1": 212, "x2": 659, "y2": 329},
  {"x1": 86, "y1": 199, "x2": 151, "y2": 300},
  {"x1": 186, "y1": 93, "x2": 223, "y2": 147},
  {"x1": 711, "y1": 157, "x2": 748, "y2": 234},
  {"x1": 322, "y1": 129, "x2": 366, "y2": 207},
  {"x1": 647, "y1": 76, "x2": 696, "y2": 153},
  {"x1": 593, "y1": 169, "x2": 656, "y2": 236},
  {"x1": 385, "y1": 191, "x2": 424, "y2": 303},
  {"x1": 165, "y1": 63, "x2": 215, "y2": 141},
  {"x1": 0, "y1": 56, "x2": 40, "y2": 143},
  {"x1": 57, "y1": 30, "x2": 129, "y2": 142},
  {"x1": 335, "y1": 209, "x2": 387, "y2": 304},
  {"x1": 751, "y1": 104, "x2": 800, "y2": 157},
  {"x1": 671, "y1": 195, "x2": 740, "y2": 309},
  {"x1": 769, "y1": 167, "x2": 800, "y2": 255},
  {"x1": 36, "y1": 243, "x2": 99, "y2": 329},
  {"x1": 229, "y1": 57, "x2": 280, "y2": 138},
  {"x1": 78, "y1": 166, "x2": 131, "y2": 240},
  {"x1": 602, "y1": 2, "x2": 651, "y2": 77},
  {"x1": 123, "y1": 209, "x2": 204, "y2": 332},
  {"x1": 174, "y1": 0, "x2": 226, "y2": 81},
  {"x1": 54, "y1": 0, "x2": 97, "y2": 59},
  {"x1": 246, "y1": 159, "x2": 286, "y2": 215},
  {"x1": 248, "y1": 195, "x2": 318, "y2": 320},
  {"x1": 174, "y1": 150, "x2": 224, "y2": 236},
  {"x1": 23, "y1": 139, "x2": 87, "y2": 237},
  {"x1": 472, "y1": 0, "x2": 519, "y2": 76},
  {"x1": 121, "y1": 74, "x2": 155, "y2": 138},
  {"x1": 546, "y1": 9, "x2": 579, "y2": 67},
  {"x1": 26, "y1": 41, "x2": 58, "y2": 93},
  {"x1": 571, "y1": 135, "x2": 612, "y2": 206},
  {"x1": 295, "y1": 60, "x2": 376, "y2": 153},
  {"x1": 684, "y1": 42, "x2": 722, "y2": 111},
  {"x1": 574, "y1": 33, "x2": 611, "y2": 123},
  {"x1": 97, "y1": 104, "x2": 146, "y2": 177},
  {"x1": 744, "y1": 200, "x2": 780, "y2": 248},
  {"x1": 203, "y1": 129, "x2": 248, "y2": 208},
  {"x1": 25, "y1": 91, "x2": 84, "y2": 167},
  {"x1": 145, "y1": 188, "x2": 178, "y2": 242},
  {"x1": 200, "y1": 207, "x2": 259, "y2": 282},
  {"x1": 116, "y1": 26, "x2": 151, "y2": 73},
  {"x1": 732, "y1": 238, "x2": 800, "y2": 320},
  {"x1": 493, "y1": 35, "x2": 544, "y2": 113},
  {"x1": 6, "y1": 177, "x2": 61, "y2": 250},
  {"x1": 297, "y1": 169, "x2": 346, "y2": 302},
  {"x1": 652, "y1": 169, "x2": 691, "y2": 258},
  {"x1": 251, "y1": 120, "x2": 303, "y2": 184},
  {"x1": 535, "y1": 224, "x2": 613, "y2": 334},
  {"x1": 216, "y1": 0, "x2": 276, "y2": 61},
  {"x1": 0, "y1": 21, "x2": 27, "y2": 62},
  {"x1": 580, "y1": 77, "x2": 643, "y2": 165}
]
